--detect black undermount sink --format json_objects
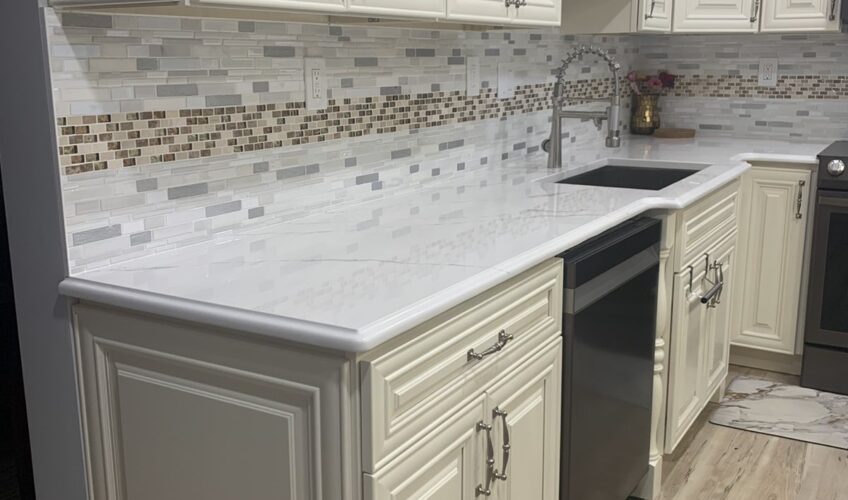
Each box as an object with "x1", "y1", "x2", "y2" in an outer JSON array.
[{"x1": 555, "y1": 165, "x2": 699, "y2": 191}]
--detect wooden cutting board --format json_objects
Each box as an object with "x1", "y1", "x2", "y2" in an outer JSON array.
[{"x1": 653, "y1": 128, "x2": 696, "y2": 139}]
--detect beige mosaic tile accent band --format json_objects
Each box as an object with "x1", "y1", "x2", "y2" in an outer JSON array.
[
  {"x1": 56, "y1": 78, "x2": 621, "y2": 176},
  {"x1": 669, "y1": 75, "x2": 848, "y2": 100}
]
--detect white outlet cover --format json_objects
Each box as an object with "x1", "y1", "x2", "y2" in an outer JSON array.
[
  {"x1": 758, "y1": 58, "x2": 778, "y2": 87},
  {"x1": 497, "y1": 63, "x2": 515, "y2": 99},
  {"x1": 304, "y1": 58, "x2": 327, "y2": 110},
  {"x1": 466, "y1": 57, "x2": 480, "y2": 97}
]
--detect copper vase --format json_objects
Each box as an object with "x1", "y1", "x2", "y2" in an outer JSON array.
[{"x1": 631, "y1": 94, "x2": 660, "y2": 135}]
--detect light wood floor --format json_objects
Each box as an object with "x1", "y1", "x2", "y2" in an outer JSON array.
[{"x1": 660, "y1": 366, "x2": 848, "y2": 500}]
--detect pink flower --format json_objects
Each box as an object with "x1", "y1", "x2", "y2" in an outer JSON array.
[
  {"x1": 658, "y1": 71, "x2": 677, "y2": 88},
  {"x1": 646, "y1": 76, "x2": 663, "y2": 91},
  {"x1": 626, "y1": 70, "x2": 639, "y2": 82}
]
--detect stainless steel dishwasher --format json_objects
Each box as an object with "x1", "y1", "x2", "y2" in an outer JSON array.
[{"x1": 559, "y1": 217, "x2": 660, "y2": 500}]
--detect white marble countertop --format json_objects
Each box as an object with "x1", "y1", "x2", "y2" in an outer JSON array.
[{"x1": 59, "y1": 136, "x2": 827, "y2": 352}]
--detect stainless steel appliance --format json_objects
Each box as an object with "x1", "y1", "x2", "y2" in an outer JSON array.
[
  {"x1": 801, "y1": 141, "x2": 848, "y2": 395},
  {"x1": 559, "y1": 217, "x2": 659, "y2": 500}
]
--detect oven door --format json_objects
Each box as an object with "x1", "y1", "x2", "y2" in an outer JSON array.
[{"x1": 805, "y1": 189, "x2": 848, "y2": 348}]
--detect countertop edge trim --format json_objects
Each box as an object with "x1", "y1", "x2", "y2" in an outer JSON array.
[{"x1": 58, "y1": 277, "x2": 365, "y2": 352}]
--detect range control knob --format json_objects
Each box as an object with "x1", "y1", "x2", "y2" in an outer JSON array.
[{"x1": 828, "y1": 159, "x2": 846, "y2": 176}]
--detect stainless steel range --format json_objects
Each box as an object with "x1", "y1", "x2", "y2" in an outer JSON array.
[{"x1": 801, "y1": 141, "x2": 848, "y2": 395}]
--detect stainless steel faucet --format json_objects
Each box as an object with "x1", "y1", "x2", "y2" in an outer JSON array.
[{"x1": 542, "y1": 45, "x2": 622, "y2": 169}]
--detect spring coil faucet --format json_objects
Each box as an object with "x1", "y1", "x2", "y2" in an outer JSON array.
[{"x1": 543, "y1": 45, "x2": 622, "y2": 169}]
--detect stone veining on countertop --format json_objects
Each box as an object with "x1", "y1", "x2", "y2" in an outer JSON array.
[{"x1": 59, "y1": 136, "x2": 826, "y2": 352}]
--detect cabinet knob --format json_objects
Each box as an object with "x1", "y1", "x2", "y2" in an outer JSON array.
[{"x1": 827, "y1": 159, "x2": 846, "y2": 177}]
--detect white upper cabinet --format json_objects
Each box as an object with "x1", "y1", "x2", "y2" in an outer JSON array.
[
  {"x1": 639, "y1": 0, "x2": 674, "y2": 30},
  {"x1": 760, "y1": 0, "x2": 840, "y2": 30},
  {"x1": 561, "y1": 0, "x2": 670, "y2": 34},
  {"x1": 446, "y1": 0, "x2": 514, "y2": 23},
  {"x1": 195, "y1": 0, "x2": 347, "y2": 12},
  {"x1": 51, "y1": 0, "x2": 563, "y2": 25},
  {"x1": 514, "y1": 0, "x2": 563, "y2": 25},
  {"x1": 672, "y1": 0, "x2": 759, "y2": 32},
  {"x1": 348, "y1": 0, "x2": 446, "y2": 18}
]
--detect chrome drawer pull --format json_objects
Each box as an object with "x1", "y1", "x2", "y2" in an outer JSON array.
[
  {"x1": 796, "y1": 180, "x2": 806, "y2": 219},
  {"x1": 476, "y1": 421, "x2": 495, "y2": 497},
  {"x1": 468, "y1": 330, "x2": 513, "y2": 362},
  {"x1": 493, "y1": 407, "x2": 510, "y2": 481}
]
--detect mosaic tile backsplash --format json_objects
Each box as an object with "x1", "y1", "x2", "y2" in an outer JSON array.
[
  {"x1": 638, "y1": 33, "x2": 848, "y2": 138},
  {"x1": 48, "y1": 9, "x2": 848, "y2": 271},
  {"x1": 49, "y1": 9, "x2": 636, "y2": 271}
]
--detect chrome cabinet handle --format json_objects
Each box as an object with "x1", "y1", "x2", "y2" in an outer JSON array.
[
  {"x1": 476, "y1": 421, "x2": 495, "y2": 497},
  {"x1": 830, "y1": 0, "x2": 838, "y2": 20},
  {"x1": 645, "y1": 0, "x2": 657, "y2": 19},
  {"x1": 750, "y1": 0, "x2": 761, "y2": 22},
  {"x1": 796, "y1": 180, "x2": 806, "y2": 219},
  {"x1": 468, "y1": 330, "x2": 513, "y2": 362},
  {"x1": 493, "y1": 407, "x2": 510, "y2": 481}
]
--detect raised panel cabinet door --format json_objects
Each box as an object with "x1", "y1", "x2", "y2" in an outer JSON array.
[
  {"x1": 73, "y1": 304, "x2": 353, "y2": 500},
  {"x1": 639, "y1": 0, "x2": 673, "y2": 31},
  {"x1": 665, "y1": 267, "x2": 708, "y2": 454},
  {"x1": 732, "y1": 168, "x2": 811, "y2": 354},
  {"x1": 446, "y1": 0, "x2": 514, "y2": 23},
  {"x1": 513, "y1": 0, "x2": 562, "y2": 26},
  {"x1": 760, "y1": 0, "x2": 840, "y2": 30},
  {"x1": 348, "y1": 0, "x2": 445, "y2": 18},
  {"x1": 672, "y1": 0, "x2": 759, "y2": 32},
  {"x1": 704, "y1": 234, "x2": 737, "y2": 396},
  {"x1": 487, "y1": 338, "x2": 562, "y2": 500},
  {"x1": 363, "y1": 397, "x2": 487, "y2": 500},
  {"x1": 194, "y1": 0, "x2": 347, "y2": 13}
]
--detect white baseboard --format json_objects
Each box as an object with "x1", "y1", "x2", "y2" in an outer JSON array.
[{"x1": 730, "y1": 345, "x2": 802, "y2": 376}]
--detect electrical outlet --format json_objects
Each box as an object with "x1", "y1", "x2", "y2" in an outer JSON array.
[
  {"x1": 466, "y1": 57, "x2": 480, "y2": 97},
  {"x1": 758, "y1": 58, "x2": 778, "y2": 87},
  {"x1": 304, "y1": 58, "x2": 327, "y2": 110},
  {"x1": 497, "y1": 63, "x2": 515, "y2": 99}
]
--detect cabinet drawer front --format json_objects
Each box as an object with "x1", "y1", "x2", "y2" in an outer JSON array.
[
  {"x1": 363, "y1": 396, "x2": 486, "y2": 500},
  {"x1": 360, "y1": 259, "x2": 563, "y2": 472},
  {"x1": 679, "y1": 180, "x2": 740, "y2": 268}
]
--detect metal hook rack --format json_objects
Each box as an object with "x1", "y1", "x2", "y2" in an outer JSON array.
[{"x1": 686, "y1": 253, "x2": 725, "y2": 308}]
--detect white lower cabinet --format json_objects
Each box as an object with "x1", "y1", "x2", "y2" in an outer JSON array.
[
  {"x1": 487, "y1": 339, "x2": 562, "y2": 500},
  {"x1": 662, "y1": 180, "x2": 740, "y2": 455},
  {"x1": 365, "y1": 338, "x2": 562, "y2": 500},
  {"x1": 363, "y1": 396, "x2": 487, "y2": 500},
  {"x1": 666, "y1": 266, "x2": 708, "y2": 451},
  {"x1": 73, "y1": 259, "x2": 564, "y2": 500},
  {"x1": 704, "y1": 235, "x2": 736, "y2": 395},
  {"x1": 666, "y1": 231, "x2": 737, "y2": 452},
  {"x1": 73, "y1": 304, "x2": 355, "y2": 500},
  {"x1": 732, "y1": 166, "x2": 812, "y2": 354}
]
